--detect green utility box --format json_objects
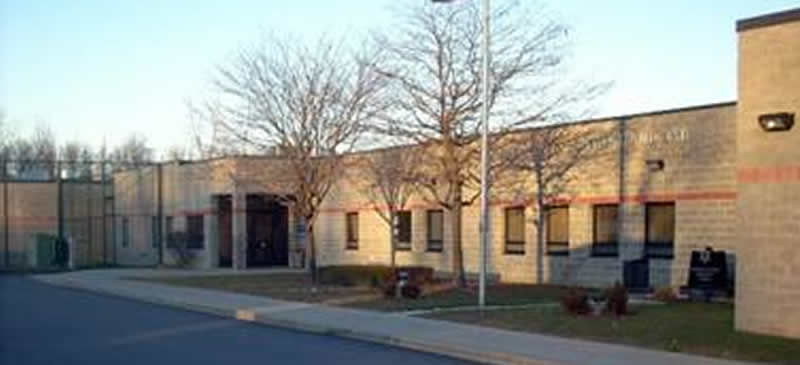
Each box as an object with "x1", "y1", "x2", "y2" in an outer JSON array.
[{"x1": 27, "y1": 234, "x2": 58, "y2": 269}]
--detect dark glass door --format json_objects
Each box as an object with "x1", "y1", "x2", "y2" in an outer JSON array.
[{"x1": 246, "y1": 195, "x2": 288, "y2": 267}]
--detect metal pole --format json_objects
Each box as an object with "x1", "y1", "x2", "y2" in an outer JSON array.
[
  {"x1": 111, "y1": 175, "x2": 116, "y2": 266},
  {"x1": 101, "y1": 160, "x2": 107, "y2": 264},
  {"x1": 3, "y1": 160, "x2": 8, "y2": 268},
  {"x1": 87, "y1": 177, "x2": 93, "y2": 265},
  {"x1": 57, "y1": 161, "x2": 64, "y2": 240},
  {"x1": 157, "y1": 163, "x2": 163, "y2": 265},
  {"x1": 478, "y1": 0, "x2": 491, "y2": 308}
]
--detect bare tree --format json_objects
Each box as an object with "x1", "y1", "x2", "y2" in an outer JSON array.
[
  {"x1": 164, "y1": 145, "x2": 195, "y2": 162},
  {"x1": 0, "y1": 110, "x2": 12, "y2": 167},
  {"x1": 506, "y1": 124, "x2": 614, "y2": 282},
  {"x1": 11, "y1": 124, "x2": 57, "y2": 179},
  {"x1": 356, "y1": 145, "x2": 421, "y2": 269},
  {"x1": 194, "y1": 35, "x2": 386, "y2": 281},
  {"x1": 110, "y1": 134, "x2": 153, "y2": 170},
  {"x1": 371, "y1": 0, "x2": 606, "y2": 285},
  {"x1": 59, "y1": 141, "x2": 94, "y2": 179}
]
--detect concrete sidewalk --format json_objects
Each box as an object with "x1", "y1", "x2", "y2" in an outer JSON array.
[{"x1": 33, "y1": 269, "x2": 759, "y2": 365}]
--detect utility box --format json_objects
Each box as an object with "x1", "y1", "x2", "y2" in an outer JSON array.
[{"x1": 26, "y1": 234, "x2": 57, "y2": 269}]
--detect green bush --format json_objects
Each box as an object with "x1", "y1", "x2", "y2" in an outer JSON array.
[
  {"x1": 561, "y1": 287, "x2": 591, "y2": 315},
  {"x1": 605, "y1": 281, "x2": 629, "y2": 316}
]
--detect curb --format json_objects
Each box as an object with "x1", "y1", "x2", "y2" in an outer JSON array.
[{"x1": 34, "y1": 277, "x2": 558, "y2": 365}]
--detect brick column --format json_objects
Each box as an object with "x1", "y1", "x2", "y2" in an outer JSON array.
[
  {"x1": 735, "y1": 11, "x2": 800, "y2": 339},
  {"x1": 232, "y1": 192, "x2": 247, "y2": 270},
  {"x1": 205, "y1": 198, "x2": 218, "y2": 269}
]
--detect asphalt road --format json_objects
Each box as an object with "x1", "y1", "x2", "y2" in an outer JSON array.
[{"x1": 0, "y1": 276, "x2": 478, "y2": 365}]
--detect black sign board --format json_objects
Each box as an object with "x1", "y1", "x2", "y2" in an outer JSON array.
[{"x1": 688, "y1": 248, "x2": 728, "y2": 292}]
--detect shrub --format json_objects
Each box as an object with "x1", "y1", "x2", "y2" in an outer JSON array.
[
  {"x1": 401, "y1": 284, "x2": 421, "y2": 299},
  {"x1": 561, "y1": 288, "x2": 591, "y2": 315},
  {"x1": 380, "y1": 266, "x2": 434, "y2": 299},
  {"x1": 167, "y1": 232, "x2": 195, "y2": 268},
  {"x1": 382, "y1": 282, "x2": 422, "y2": 299},
  {"x1": 653, "y1": 286, "x2": 678, "y2": 303},
  {"x1": 605, "y1": 281, "x2": 629, "y2": 316},
  {"x1": 382, "y1": 266, "x2": 435, "y2": 285},
  {"x1": 318, "y1": 265, "x2": 393, "y2": 287}
]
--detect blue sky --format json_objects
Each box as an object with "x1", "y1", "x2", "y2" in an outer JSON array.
[{"x1": 1, "y1": 0, "x2": 797, "y2": 156}]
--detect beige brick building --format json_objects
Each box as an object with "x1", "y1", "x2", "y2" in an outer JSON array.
[{"x1": 109, "y1": 8, "x2": 799, "y2": 338}]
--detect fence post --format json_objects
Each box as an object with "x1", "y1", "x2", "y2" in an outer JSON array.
[
  {"x1": 101, "y1": 160, "x2": 107, "y2": 264},
  {"x1": 57, "y1": 161, "x2": 64, "y2": 240},
  {"x1": 3, "y1": 159, "x2": 8, "y2": 268},
  {"x1": 87, "y1": 173, "x2": 93, "y2": 266},
  {"x1": 157, "y1": 163, "x2": 163, "y2": 266},
  {"x1": 111, "y1": 166, "x2": 116, "y2": 265}
]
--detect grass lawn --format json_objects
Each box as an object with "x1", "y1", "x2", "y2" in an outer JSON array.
[
  {"x1": 134, "y1": 273, "x2": 577, "y2": 311},
  {"x1": 133, "y1": 273, "x2": 376, "y2": 303},
  {"x1": 344, "y1": 284, "x2": 587, "y2": 312},
  {"x1": 424, "y1": 302, "x2": 800, "y2": 364}
]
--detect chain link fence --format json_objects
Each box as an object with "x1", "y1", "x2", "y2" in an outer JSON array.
[{"x1": 0, "y1": 159, "x2": 160, "y2": 270}]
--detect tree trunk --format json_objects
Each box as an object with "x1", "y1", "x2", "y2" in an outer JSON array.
[
  {"x1": 389, "y1": 211, "x2": 396, "y2": 270},
  {"x1": 450, "y1": 184, "x2": 466, "y2": 287},
  {"x1": 536, "y1": 174, "x2": 545, "y2": 284},
  {"x1": 535, "y1": 200, "x2": 545, "y2": 285},
  {"x1": 306, "y1": 220, "x2": 318, "y2": 284}
]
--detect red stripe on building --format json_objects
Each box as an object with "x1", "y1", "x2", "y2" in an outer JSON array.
[
  {"x1": 737, "y1": 165, "x2": 800, "y2": 183},
  {"x1": 318, "y1": 190, "x2": 737, "y2": 213}
]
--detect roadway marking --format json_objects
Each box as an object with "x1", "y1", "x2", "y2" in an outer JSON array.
[{"x1": 235, "y1": 303, "x2": 315, "y2": 321}]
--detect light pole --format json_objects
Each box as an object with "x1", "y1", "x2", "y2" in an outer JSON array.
[{"x1": 431, "y1": 0, "x2": 491, "y2": 308}]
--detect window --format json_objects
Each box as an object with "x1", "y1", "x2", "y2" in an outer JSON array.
[
  {"x1": 396, "y1": 211, "x2": 412, "y2": 251},
  {"x1": 186, "y1": 215, "x2": 205, "y2": 249},
  {"x1": 121, "y1": 217, "x2": 130, "y2": 248},
  {"x1": 426, "y1": 210, "x2": 444, "y2": 252},
  {"x1": 505, "y1": 207, "x2": 525, "y2": 255},
  {"x1": 165, "y1": 216, "x2": 175, "y2": 248},
  {"x1": 645, "y1": 203, "x2": 675, "y2": 258},
  {"x1": 546, "y1": 206, "x2": 569, "y2": 255},
  {"x1": 592, "y1": 205, "x2": 619, "y2": 257},
  {"x1": 345, "y1": 212, "x2": 359, "y2": 250},
  {"x1": 151, "y1": 216, "x2": 159, "y2": 248}
]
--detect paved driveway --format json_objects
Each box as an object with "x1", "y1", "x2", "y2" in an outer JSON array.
[{"x1": 0, "y1": 276, "x2": 477, "y2": 365}]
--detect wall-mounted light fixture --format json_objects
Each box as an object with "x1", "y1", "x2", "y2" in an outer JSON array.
[
  {"x1": 758, "y1": 112, "x2": 794, "y2": 132},
  {"x1": 646, "y1": 159, "x2": 665, "y2": 172}
]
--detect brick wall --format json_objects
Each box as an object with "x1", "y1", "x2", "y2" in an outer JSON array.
[
  {"x1": 735, "y1": 12, "x2": 800, "y2": 339},
  {"x1": 113, "y1": 157, "x2": 303, "y2": 269},
  {"x1": 313, "y1": 103, "x2": 738, "y2": 288}
]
